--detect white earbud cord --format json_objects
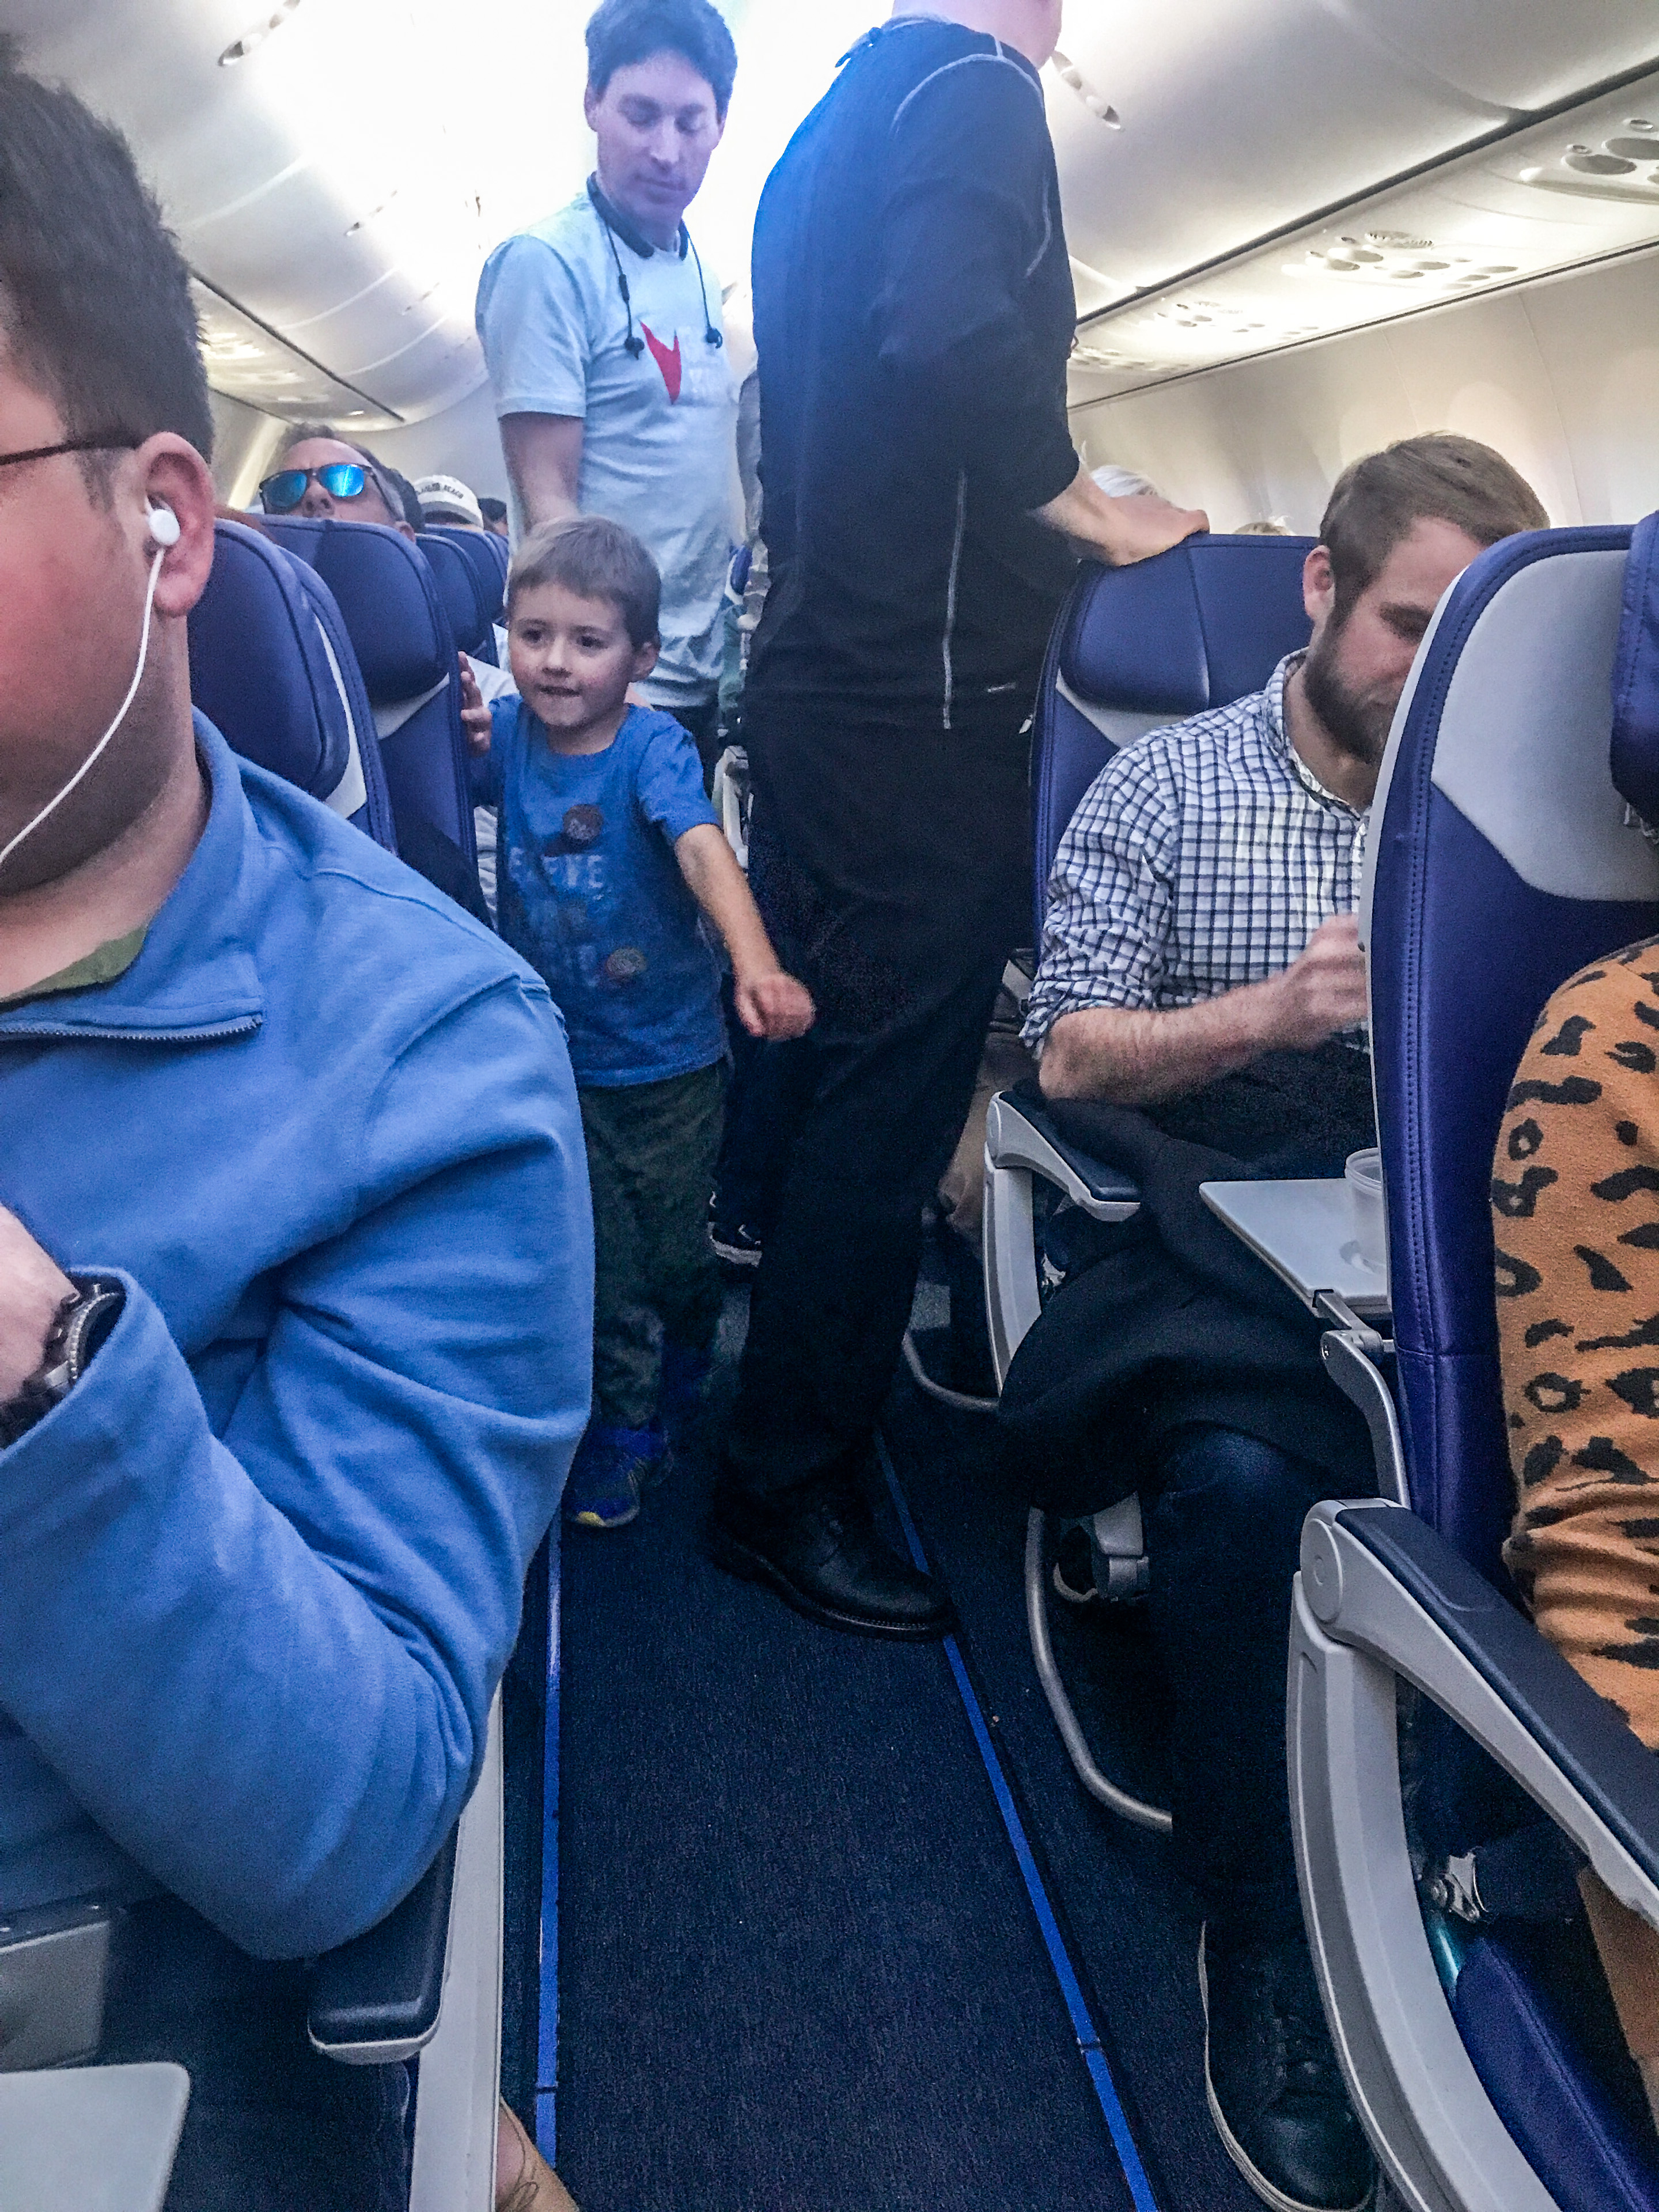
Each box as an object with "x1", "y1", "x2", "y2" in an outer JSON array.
[{"x1": 0, "y1": 543, "x2": 166, "y2": 881}]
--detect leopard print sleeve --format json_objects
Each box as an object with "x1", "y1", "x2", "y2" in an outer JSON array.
[{"x1": 1495, "y1": 935, "x2": 1659, "y2": 1751}]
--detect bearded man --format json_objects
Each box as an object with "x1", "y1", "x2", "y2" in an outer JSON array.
[{"x1": 1010, "y1": 435, "x2": 1547, "y2": 2212}]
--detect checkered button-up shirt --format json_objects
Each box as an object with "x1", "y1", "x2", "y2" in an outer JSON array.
[{"x1": 1022, "y1": 655, "x2": 1369, "y2": 1059}]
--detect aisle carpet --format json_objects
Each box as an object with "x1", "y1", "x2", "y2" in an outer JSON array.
[{"x1": 554, "y1": 1301, "x2": 1136, "y2": 2212}]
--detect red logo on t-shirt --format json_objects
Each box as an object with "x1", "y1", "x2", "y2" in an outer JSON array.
[{"x1": 641, "y1": 324, "x2": 682, "y2": 403}]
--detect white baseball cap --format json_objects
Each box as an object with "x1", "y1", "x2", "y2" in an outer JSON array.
[{"x1": 413, "y1": 473, "x2": 484, "y2": 529}]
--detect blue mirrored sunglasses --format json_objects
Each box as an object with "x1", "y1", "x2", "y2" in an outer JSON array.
[{"x1": 259, "y1": 461, "x2": 373, "y2": 513}]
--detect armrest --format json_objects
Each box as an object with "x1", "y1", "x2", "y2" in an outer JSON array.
[
  {"x1": 1304, "y1": 1501, "x2": 1659, "y2": 1926},
  {"x1": 983, "y1": 1088, "x2": 1141, "y2": 1221},
  {"x1": 308, "y1": 1830, "x2": 457, "y2": 2065}
]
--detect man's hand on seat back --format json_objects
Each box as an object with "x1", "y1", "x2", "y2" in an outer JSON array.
[
  {"x1": 0, "y1": 1206, "x2": 74, "y2": 1401},
  {"x1": 1260, "y1": 914, "x2": 1369, "y2": 1051},
  {"x1": 1035, "y1": 471, "x2": 1208, "y2": 567}
]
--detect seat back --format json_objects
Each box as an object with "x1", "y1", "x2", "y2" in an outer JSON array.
[
  {"x1": 285, "y1": 556, "x2": 399, "y2": 850},
  {"x1": 1032, "y1": 535, "x2": 1316, "y2": 944},
  {"x1": 263, "y1": 514, "x2": 478, "y2": 871},
  {"x1": 419, "y1": 532, "x2": 492, "y2": 656},
  {"x1": 188, "y1": 521, "x2": 396, "y2": 851},
  {"x1": 1363, "y1": 524, "x2": 1659, "y2": 1579},
  {"x1": 429, "y1": 526, "x2": 508, "y2": 624}
]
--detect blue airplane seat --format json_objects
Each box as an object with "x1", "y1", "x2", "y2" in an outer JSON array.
[
  {"x1": 981, "y1": 534, "x2": 1316, "y2": 1831},
  {"x1": 429, "y1": 525, "x2": 508, "y2": 665},
  {"x1": 1293, "y1": 521, "x2": 1659, "y2": 2212},
  {"x1": 260, "y1": 515, "x2": 482, "y2": 907},
  {"x1": 188, "y1": 520, "x2": 395, "y2": 851},
  {"x1": 429, "y1": 524, "x2": 508, "y2": 622},
  {"x1": 419, "y1": 531, "x2": 492, "y2": 657},
  {"x1": 1613, "y1": 507, "x2": 1659, "y2": 822},
  {"x1": 284, "y1": 553, "x2": 398, "y2": 851},
  {"x1": 1030, "y1": 532, "x2": 1316, "y2": 943}
]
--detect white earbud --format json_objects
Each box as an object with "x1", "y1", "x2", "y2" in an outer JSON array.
[{"x1": 0, "y1": 520, "x2": 172, "y2": 881}]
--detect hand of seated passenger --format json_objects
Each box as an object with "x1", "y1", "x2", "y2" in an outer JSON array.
[
  {"x1": 1262, "y1": 914, "x2": 1369, "y2": 1051},
  {"x1": 0, "y1": 1205, "x2": 75, "y2": 1402},
  {"x1": 1040, "y1": 912, "x2": 1369, "y2": 1104},
  {"x1": 732, "y1": 965, "x2": 816, "y2": 1043},
  {"x1": 459, "y1": 656, "x2": 493, "y2": 755}
]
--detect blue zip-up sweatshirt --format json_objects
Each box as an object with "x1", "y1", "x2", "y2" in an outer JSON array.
[{"x1": 0, "y1": 719, "x2": 592, "y2": 1959}]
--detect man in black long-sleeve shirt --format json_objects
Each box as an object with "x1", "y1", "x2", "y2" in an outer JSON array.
[{"x1": 707, "y1": 5, "x2": 1202, "y2": 1612}]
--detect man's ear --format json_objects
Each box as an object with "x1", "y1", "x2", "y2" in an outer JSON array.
[
  {"x1": 632, "y1": 639, "x2": 661, "y2": 683},
  {"x1": 583, "y1": 82, "x2": 603, "y2": 130},
  {"x1": 1302, "y1": 543, "x2": 1336, "y2": 630},
  {"x1": 139, "y1": 435, "x2": 219, "y2": 622}
]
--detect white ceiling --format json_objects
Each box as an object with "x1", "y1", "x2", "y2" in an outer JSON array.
[{"x1": 7, "y1": 2, "x2": 1658, "y2": 427}]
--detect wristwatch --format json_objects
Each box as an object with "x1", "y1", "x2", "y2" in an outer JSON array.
[{"x1": 0, "y1": 1276, "x2": 125, "y2": 1449}]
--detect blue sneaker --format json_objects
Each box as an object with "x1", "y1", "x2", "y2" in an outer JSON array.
[{"x1": 563, "y1": 1426, "x2": 662, "y2": 1530}]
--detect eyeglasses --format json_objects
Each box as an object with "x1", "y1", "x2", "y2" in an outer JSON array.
[
  {"x1": 0, "y1": 434, "x2": 136, "y2": 473},
  {"x1": 259, "y1": 461, "x2": 389, "y2": 514}
]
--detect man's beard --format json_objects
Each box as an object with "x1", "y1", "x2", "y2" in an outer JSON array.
[{"x1": 1300, "y1": 626, "x2": 1394, "y2": 768}]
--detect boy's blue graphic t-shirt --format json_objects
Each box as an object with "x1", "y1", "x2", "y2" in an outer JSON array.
[{"x1": 475, "y1": 699, "x2": 724, "y2": 1087}]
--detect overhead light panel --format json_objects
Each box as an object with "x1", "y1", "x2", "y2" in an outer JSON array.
[
  {"x1": 192, "y1": 279, "x2": 400, "y2": 429},
  {"x1": 1070, "y1": 72, "x2": 1659, "y2": 401}
]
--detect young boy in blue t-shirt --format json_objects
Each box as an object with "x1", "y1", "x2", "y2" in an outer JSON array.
[{"x1": 464, "y1": 516, "x2": 813, "y2": 1529}]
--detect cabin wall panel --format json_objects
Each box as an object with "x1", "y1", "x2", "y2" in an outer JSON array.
[
  {"x1": 1074, "y1": 246, "x2": 1659, "y2": 531},
  {"x1": 209, "y1": 392, "x2": 290, "y2": 511},
  {"x1": 370, "y1": 389, "x2": 512, "y2": 508}
]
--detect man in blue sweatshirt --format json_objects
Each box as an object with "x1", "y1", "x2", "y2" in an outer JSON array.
[{"x1": 0, "y1": 47, "x2": 590, "y2": 2212}]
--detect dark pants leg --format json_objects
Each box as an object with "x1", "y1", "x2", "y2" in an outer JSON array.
[
  {"x1": 666, "y1": 697, "x2": 722, "y2": 791},
  {"x1": 727, "y1": 945, "x2": 1005, "y2": 1488},
  {"x1": 1145, "y1": 1423, "x2": 1338, "y2": 1945},
  {"x1": 579, "y1": 1065, "x2": 726, "y2": 1430},
  {"x1": 724, "y1": 695, "x2": 1031, "y2": 1494},
  {"x1": 99, "y1": 1896, "x2": 410, "y2": 2212},
  {"x1": 712, "y1": 1031, "x2": 817, "y2": 1240}
]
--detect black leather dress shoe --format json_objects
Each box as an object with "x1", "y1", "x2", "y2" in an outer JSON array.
[
  {"x1": 706, "y1": 1469, "x2": 954, "y2": 1641},
  {"x1": 1199, "y1": 1926, "x2": 1376, "y2": 2212}
]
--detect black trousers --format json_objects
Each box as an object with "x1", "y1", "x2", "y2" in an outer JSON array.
[
  {"x1": 1146, "y1": 1423, "x2": 1343, "y2": 1946},
  {"x1": 665, "y1": 695, "x2": 722, "y2": 790},
  {"x1": 726, "y1": 694, "x2": 1032, "y2": 1494}
]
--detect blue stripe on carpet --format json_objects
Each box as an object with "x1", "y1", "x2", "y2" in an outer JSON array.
[
  {"x1": 879, "y1": 1346, "x2": 1264, "y2": 2212},
  {"x1": 551, "y1": 1312, "x2": 1138, "y2": 2211},
  {"x1": 876, "y1": 1435, "x2": 1161, "y2": 2212}
]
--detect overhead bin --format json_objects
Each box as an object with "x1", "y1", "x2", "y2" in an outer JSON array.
[
  {"x1": 1062, "y1": 48, "x2": 1659, "y2": 402},
  {"x1": 1050, "y1": 0, "x2": 1659, "y2": 306},
  {"x1": 1328, "y1": 0, "x2": 1659, "y2": 112}
]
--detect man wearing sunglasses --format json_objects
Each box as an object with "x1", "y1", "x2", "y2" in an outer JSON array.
[
  {"x1": 0, "y1": 45, "x2": 590, "y2": 2212},
  {"x1": 259, "y1": 427, "x2": 419, "y2": 537}
]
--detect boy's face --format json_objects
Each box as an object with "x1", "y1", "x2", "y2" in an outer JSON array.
[{"x1": 507, "y1": 581, "x2": 658, "y2": 738}]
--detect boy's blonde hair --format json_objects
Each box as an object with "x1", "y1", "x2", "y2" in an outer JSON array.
[{"x1": 507, "y1": 516, "x2": 661, "y2": 649}]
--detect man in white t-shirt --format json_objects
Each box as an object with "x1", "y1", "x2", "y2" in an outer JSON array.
[{"x1": 475, "y1": 0, "x2": 738, "y2": 774}]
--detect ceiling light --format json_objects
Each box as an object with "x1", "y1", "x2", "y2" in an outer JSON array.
[
  {"x1": 219, "y1": 0, "x2": 305, "y2": 67},
  {"x1": 1050, "y1": 50, "x2": 1121, "y2": 127}
]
